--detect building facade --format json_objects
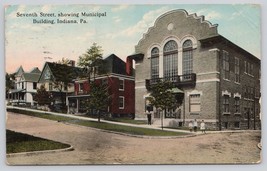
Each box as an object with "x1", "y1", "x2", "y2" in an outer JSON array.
[
  {"x1": 128, "y1": 9, "x2": 260, "y2": 130},
  {"x1": 8, "y1": 66, "x2": 41, "y2": 106},
  {"x1": 38, "y1": 62, "x2": 82, "y2": 108},
  {"x1": 67, "y1": 54, "x2": 135, "y2": 117}
]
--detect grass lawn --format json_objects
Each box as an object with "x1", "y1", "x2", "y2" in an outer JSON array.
[
  {"x1": 6, "y1": 130, "x2": 71, "y2": 154},
  {"x1": 7, "y1": 108, "x2": 189, "y2": 136},
  {"x1": 104, "y1": 117, "x2": 147, "y2": 125}
]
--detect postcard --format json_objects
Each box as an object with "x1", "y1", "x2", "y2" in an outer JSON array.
[{"x1": 5, "y1": 4, "x2": 261, "y2": 165}]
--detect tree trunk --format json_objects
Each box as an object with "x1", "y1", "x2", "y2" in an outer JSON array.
[{"x1": 98, "y1": 110, "x2": 101, "y2": 122}]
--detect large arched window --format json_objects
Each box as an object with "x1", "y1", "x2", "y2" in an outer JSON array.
[
  {"x1": 151, "y1": 47, "x2": 159, "y2": 80},
  {"x1": 182, "y1": 40, "x2": 193, "y2": 79},
  {"x1": 163, "y1": 40, "x2": 178, "y2": 81}
]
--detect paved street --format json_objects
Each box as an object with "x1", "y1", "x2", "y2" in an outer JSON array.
[{"x1": 6, "y1": 112, "x2": 261, "y2": 165}]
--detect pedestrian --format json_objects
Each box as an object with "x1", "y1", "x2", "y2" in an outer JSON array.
[
  {"x1": 193, "y1": 119, "x2": 198, "y2": 132},
  {"x1": 188, "y1": 120, "x2": 193, "y2": 132},
  {"x1": 200, "y1": 120, "x2": 206, "y2": 133},
  {"x1": 146, "y1": 110, "x2": 152, "y2": 125}
]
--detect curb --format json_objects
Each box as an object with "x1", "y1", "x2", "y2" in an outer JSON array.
[
  {"x1": 6, "y1": 145, "x2": 74, "y2": 157},
  {"x1": 62, "y1": 121, "x2": 197, "y2": 139}
]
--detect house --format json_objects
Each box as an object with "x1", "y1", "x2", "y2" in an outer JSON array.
[
  {"x1": 67, "y1": 54, "x2": 135, "y2": 118},
  {"x1": 8, "y1": 66, "x2": 41, "y2": 106},
  {"x1": 38, "y1": 61, "x2": 83, "y2": 109},
  {"x1": 127, "y1": 9, "x2": 261, "y2": 130}
]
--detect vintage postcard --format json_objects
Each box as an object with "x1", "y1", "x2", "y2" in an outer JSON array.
[{"x1": 5, "y1": 4, "x2": 261, "y2": 165}]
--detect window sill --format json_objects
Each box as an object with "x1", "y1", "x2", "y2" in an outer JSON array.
[
  {"x1": 234, "y1": 82, "x2": 240, "y2": 85},
  {"x1": 223, "y1": 79, "x2": 231, "y2": 82},
  {"x1": 223, "y1": 112, "x2": 231, "y2": 115},
  {"x1": 119, "y1": 89, "x2": 124, "y2": 91},
  {"x1": 234, "y1": 113, "x2": 241, "y2": 115},
  {"x1": 190, "y1": 112, "x2": 200, "y2": 115}
]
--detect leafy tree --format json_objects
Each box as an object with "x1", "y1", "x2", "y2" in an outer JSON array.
[
  {"x1": 77, "y1": 42, "x2": 105, "y2": 80},
  {"x1": 6, "y1": 73, "x2": 15, "y2": 99},
  {"x1": 33, "y1": 85, "x2": 53, "y2": 106},
  {"x1": 147, "y1": 80, "x2": 177, "y2": 130},
  {"x1": 78, "y1": 43, "x2": 110, "y2": 122},
  {"x1": 51, "y1": 60, "x2": 77, "y2": 111},
  {"x1": 82, "y1": 81, "x2": 110, "y2": 122}
]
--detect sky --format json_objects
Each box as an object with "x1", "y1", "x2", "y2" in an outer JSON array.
[{"x1": 5, "y1": 4, "x2": 261, "y2": 74}]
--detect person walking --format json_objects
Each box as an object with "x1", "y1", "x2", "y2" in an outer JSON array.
[
  {"x1": 146, "y1": 110, "x2": 152, "y2": 125},
  {"x1": 188, "y1": 120, "x2": 193, "y2": 132},
  {"x1": 193, "y1": 119, "x2": 198, "y2": 132},
  {"x1": 200, "y1": 120, "x2": 206, "y2": 133}
]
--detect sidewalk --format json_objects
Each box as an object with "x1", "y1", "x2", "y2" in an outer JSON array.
[{"x1": 6, "y1": 106, "x2": 260, "y2": 135}]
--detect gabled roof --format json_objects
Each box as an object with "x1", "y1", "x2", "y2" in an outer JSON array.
[
  {"x1": 39, "y1": 62, "x2": 83, "y2": 83},
  {"x1": 15, "y1": 66, "x2": 24, "y2": 76},
  {"x1": 30, "y1": 67, "x2": 41, "y2": 74}
]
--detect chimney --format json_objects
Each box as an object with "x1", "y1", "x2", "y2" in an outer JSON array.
[
  {"x1": 126, "y1": 56, "x2": 132, "y2": 76},
  {"x1": 68, "y1": 60, "x2": 75, "y2": 67}
]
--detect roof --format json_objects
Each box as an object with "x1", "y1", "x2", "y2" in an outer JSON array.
[
  {"x1": 23, "y1": 73, "x2": 41, "y2": 82},
  {"x1": 30, "y1": 67, "x2": 41, "y2": 74},
  {"x1": 199, "y1": 34, "x2": 260, "y2": 62},
  {"x1": 15, "y1": 66, "x2": 24, "y2": 76},
  {"x1": 103, "y1": 54, "x2": 127, "y2": 75},
  {"x1": 39, "y1": 62, "x2": 83, "y2": 82}
]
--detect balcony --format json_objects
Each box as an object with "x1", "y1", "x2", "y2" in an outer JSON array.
[{"x1": 145, "y1": 73, "x2": 196, "y2": 90}]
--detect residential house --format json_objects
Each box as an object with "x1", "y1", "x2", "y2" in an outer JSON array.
[
  {"x1": 38, "y1": 61, "x2": 83, "y2": 109},
  {"x1": 67, "y1": 54, "x2": 135, "y2": 117},
  {"x1": 8, "y1": 66, "x2": 41, "y2": 106}
]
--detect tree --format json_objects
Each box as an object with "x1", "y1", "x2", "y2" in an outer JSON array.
[
  {"x1": 85, "y1": 81, "x2": 110, "y2": 122},
  {"x1": 6, "y1": 73, "x2": 15, "y2": 99},
  {"x1": 34, "y1": 85, "x2": 53, "y2": 106},
  {"x1": 78, "y1": 43, "x2": 110, "y2": 122},
  {"x1": 77, "y1": 42, "x2": 105, "y2": 80},
  {"x1": 50, "y1": 58, "x2": 77, "y2": 112},
  {"x1": 147, "y1": 80, "x2": 177, "y2": 130}
]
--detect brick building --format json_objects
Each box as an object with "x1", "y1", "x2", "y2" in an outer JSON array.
[
  {"x1": 67, "y1": 54, "x2": 135, "y2": 117},
  {"x1": 127, "y1": 9, "x2": 260, "y2": 130}
]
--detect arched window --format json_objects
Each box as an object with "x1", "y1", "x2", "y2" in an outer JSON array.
[
  {"x1": 151, "y1": 47, "x2": 159, "y2": 80},
  {"x1": 182, "y1": 40, "x2": 193, "y2": 79},
  {"x1": 163, "y1": 40, "x2": 178, "y2": 81}
]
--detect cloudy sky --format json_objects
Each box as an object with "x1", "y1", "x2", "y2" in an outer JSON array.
[{"x1": 5, "y1": 4, "x2": 261, "y2": 73}]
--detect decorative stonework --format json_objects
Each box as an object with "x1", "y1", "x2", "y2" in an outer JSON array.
[
  {"x1": 167, "y1": 23, "x2": 174, "y2": 31},
  {"x1": 222, "y1": 90, "x2": 231, "y2": 97},
  {"x1": 234, "y1": 93, "x2": 241, "y2": 98}
]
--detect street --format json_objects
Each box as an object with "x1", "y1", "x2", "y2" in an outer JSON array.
[{"x1": 6, "y1": 112, "x2": 261, "y2": 165}]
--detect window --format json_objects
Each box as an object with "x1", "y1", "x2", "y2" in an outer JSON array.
[
  {"x1": 244, "y1": 61, "x2": 247, "y2": 73},
  {"x1": 189, "y1": 94, "x2": 201, "y2": 112},
  {"x1": 234, "y1": 97, "x2": 240, "y2": 113},
  {"x1": 163, "y1": 40, "x2": 178, "y2": 81},
  {"x1": 183, "y1": 40, "x2": 193, "y2": 80},
  {"x1": 119, "y1": 96, "x2": 124, "y2": 109},
  {"x1": 244, "y1": 86, "x2": 247, "y2": 99},
  {"x1": 234, "y1": 57, "x2": 240, "y2": 83},
  {"x1": 119, "y1": 79, "x2": 124, "y2": 91},
  {"x1": 224, "y1": 122, "x2": 229, "y2": 129},
  {"x1": 22, "y1": 82, "x2": 24, "y2": 89},
  {"x1": 151, "y1": 47, "x2": 159, "y2": 81},
  {"x1": 234, "y1": 122, "x2": 240, "y2": 129},
  {"x1": 223, "y1": 95, "x2": 230, "y2": 113},
  {"x1": 79, "y1": 83, "x2": 84, "y2": 92},
  {"x1": 223, "y1": 51, "x2": 230, "y2": 80},
  {"x1": 33, "y1": 82, "x2": 37, "y2": 90}
]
